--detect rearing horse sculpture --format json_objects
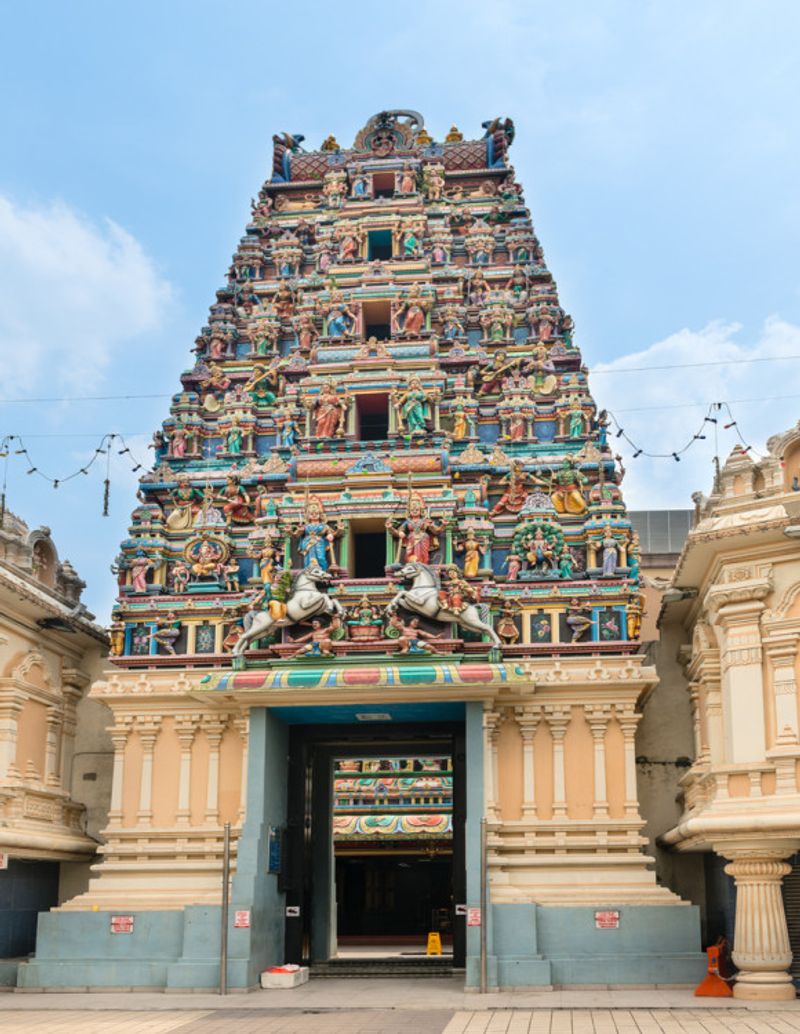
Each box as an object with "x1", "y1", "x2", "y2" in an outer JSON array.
[
  {"x1": 386, "y1": 561, "x2": 501, "y2": 648},
  {"x1": 232, "y1": 565, "x2": 345, "y2": 657}
]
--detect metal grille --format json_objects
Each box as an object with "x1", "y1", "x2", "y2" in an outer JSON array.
[
  {"x1": 783, "y1": 853, "x2": 800, "y2": 977},
  {"x1": 629, "y1": 510, "x2": 693, "y2": 555}
]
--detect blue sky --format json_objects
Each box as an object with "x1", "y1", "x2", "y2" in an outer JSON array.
[{"x1": 1, "y1": 1, "x2": 799, "y2": 620}]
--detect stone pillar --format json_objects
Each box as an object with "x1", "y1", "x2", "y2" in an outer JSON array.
[
  {"x1": 586, "y1": 706, "x2": 610, "y2": 818},
  {"x1": 618, "y1": 709, "x2": 640, "y2": 817},
  {"x1": 687, "y1": 681, "x2": 708, "y2": 764},
  {"x1": 720, "y1": 847, "x2": 799, "y2": 1001},
  {"x1": 107, "y1": 720, "x2": 132, "y2": 827},
  {"x1": 174, "y1": 718, "x2": 196, "y2": 827},
  {"x1": 136, "y1": 719, "x2": 160, "y2": 827},
  {"x1": 548, "y1": 709, "x2": 569, "y2": 819},
  {"x1": 515, "y1": 707, "x2": 539, "y2": 819},
  {"x1": 204, "y1": 718, "x2": 227, "y2": 824}
]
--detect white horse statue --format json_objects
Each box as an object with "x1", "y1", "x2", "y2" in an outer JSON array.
[
  {"x1": 232, "y1": 564, "x2": 345, "y2": 657},
  {"x1": 387, "y1": 561, "x2": 501, "y2": 648}
]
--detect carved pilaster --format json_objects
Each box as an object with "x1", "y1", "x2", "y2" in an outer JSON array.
[
  {"x1": 174, "y1": 717, "x2": 197, "y2": 827},
  {"x1": 135, "y1": 717, "x2": 161, "y2": 827},
  {"x1": 586, "y1": 705, "x2": 612, "y2": 818},
  {"x1": 203, "y1": 717, "x2": 228, "y2": 825},
  {"x1": 546, "y1": 707, "x2": 570, "y2": 819},
  {"x1": 514, "y1": 705, "x2": 540, "y2": 819},
  {"x1": 482, "y1": 707, "x2": 501, "y2": 820},
  {"x1": 617, "y1": 708, "x2": 640, "y2": 817},
  {"x1": 234, "y1": 714, "x2": 249, "y2": 824}
]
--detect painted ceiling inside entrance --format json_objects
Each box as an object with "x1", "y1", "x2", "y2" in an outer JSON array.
[
  {"x1": 333, "y1": 755, "x2": 453, "y2": 840},
  {"x1": 108, "y1": 110, "x2": 643, "y2": 679}
]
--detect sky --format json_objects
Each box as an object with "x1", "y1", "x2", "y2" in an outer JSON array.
[{"x1": 1, "y1": 0, "x2": 799, "y2": 621}]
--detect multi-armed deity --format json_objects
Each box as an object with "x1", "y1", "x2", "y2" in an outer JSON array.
[{"x1": 110, "y1": 110, "x2": 639, "y2": 664}]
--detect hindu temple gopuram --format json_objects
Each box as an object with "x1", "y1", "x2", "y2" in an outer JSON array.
[{"x1": 18, "y1": 111, "x2": 705, "y2": 990}]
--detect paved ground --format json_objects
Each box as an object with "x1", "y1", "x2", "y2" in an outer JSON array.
[{"x1": 2, "y1": 1008, "x2": 800, "y2": 1034}]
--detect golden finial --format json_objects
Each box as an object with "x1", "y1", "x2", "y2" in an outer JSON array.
[
  {"x1": 445, "y1": 125, "x2": 463, "y2": 142},
  {"x1": 415, "y1": 128, "x2": 432, "y2": 145},
  {"x1": 320, "y1": 134, "x2": 340, "y2": 152}
]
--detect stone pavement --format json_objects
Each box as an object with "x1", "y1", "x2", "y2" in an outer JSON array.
[{"x1": 2, "y1": 1007, "x2": 800, "y2": 1034}]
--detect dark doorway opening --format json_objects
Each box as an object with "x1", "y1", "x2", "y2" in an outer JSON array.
[
  {"x1": 283, "y1": 725, "x2": 466, "y2": 970},
  {"x1": 368, "y1": 231, "x2": 393, "y2": 261},
  {"x1": 356, "y1": 393, "x2": 390, "y2": 440},
  {"x1": 337, "y1": 855, "x2": 452, "y2": 938},
  {"x1": 353, "y1": 531, "x2": 386, "y2": 579}
]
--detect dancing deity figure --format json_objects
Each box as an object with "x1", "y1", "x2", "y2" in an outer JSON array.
[
  {"x1": 218, "y1": 475, "x2": 253, "y2": 525},
  {"x1": 491, "y1": 461, "x2": 546, "y2": 516},
  {"x1": 549, "y1": 457, "x2": 588, "y2": 515}
]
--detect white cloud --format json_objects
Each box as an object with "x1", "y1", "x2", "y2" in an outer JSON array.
[
  {"x1": 591, "y1": 317, "x2": 800, "y2": 508},
  {"x1": 0, "y1": 196, "x2": 172, "y2": 396}
]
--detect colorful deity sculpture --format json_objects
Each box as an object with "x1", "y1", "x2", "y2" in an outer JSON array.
[
  {"x1": 391, "y1": 377, "x2": 438, "y2": 436},
  {"x1": 456, "y1": 528, "x2": 486, "y2": 577},
  {"x1": 291, "y1": 496, "x2": 340, "y2": 572},
  {"x1": 218, "y1": 475, "x2": 253, "y2": 525},
  {"x1": 306, "y1": 380, "x2": 350, "y2": 437},
  {"x1": 549, "y1": 457, "x2": 588, "y2": 515},
  {"x1": 166, "y1": 476, "x2": 204, "y2": 531},
  {"x1": 491, "y1": 461, "x2": 546, "y2": 516},
  {"x1": 386, "y1": 494, "x2": 444, "y2": 565}
]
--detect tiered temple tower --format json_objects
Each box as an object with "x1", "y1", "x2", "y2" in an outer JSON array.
[{"x1": 19, "y1": 111, "x2": 704, "y2": 991}]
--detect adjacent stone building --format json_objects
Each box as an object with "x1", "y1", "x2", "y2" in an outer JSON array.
[
  {"x1": 0, "y1": 507, "x2": 108, "y2": 985},
  {"x1": 660, "y1": 427, "x2": 800, "y2": 998}
]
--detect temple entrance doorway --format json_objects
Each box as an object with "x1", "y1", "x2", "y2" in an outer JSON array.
[{"x1": 282, "y1": 716, "x2": 465, "y2": 972}]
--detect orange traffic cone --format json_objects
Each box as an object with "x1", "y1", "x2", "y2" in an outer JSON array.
[{"x1": 695, "y1": 945, "x2": 733, "y2": 997}]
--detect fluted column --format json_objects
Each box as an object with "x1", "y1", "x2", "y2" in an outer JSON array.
[
  {"x1": 618, "y1": 710, "x2": 640, "y2": 816},
  {"x1": 586, "y1": 706, "x2": 610, "y2": 818},
  {"x1": 107, "y1": 719, "x2": 132, "y2": 827},
  {"x1": 548, "y1": 709, "x2": 569, "y2": 819},
  {"x1": 515, "y1": 707, "x2": 539, "y2": 819},
  {"x1": 136, "y1": 719, "x2": 160, "y2": 827},
  {"x1": 204, "y1": 719, "x2": 227, "y2": 824},
  {"x1": 721, "y1": 850, "x2": 797, "y2": 1000},
  {"x1": 174, "y1": 718, "x2": 196, "y2": 827}
]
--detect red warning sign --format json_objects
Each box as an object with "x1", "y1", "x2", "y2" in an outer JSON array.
[
  {"x1": 110, "y1": 915, "x2": 134, "y2": 934},
  {"x1": 467, "y1": 907, "x2": 482, "y2": 927},
  {"x1": 594, "y1": 910, "x2": 620, "y2": 929},
  {"x1": 234, "y1": 910, "x2": 251, "y2": 928}
]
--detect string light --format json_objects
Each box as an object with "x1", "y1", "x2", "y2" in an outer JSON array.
[
  {"x1": 607, "y1": 401, "x2": 764, "y2": 462},
  {"x1": 0, "y1": 432, "x2": 147, "y2": 516}
]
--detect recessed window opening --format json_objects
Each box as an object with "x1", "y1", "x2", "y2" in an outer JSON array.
[
  {"x1": 349, "y1": 518, "x2": 388, "y2": 578},
  {"x1": 368, "y1": 230, "x2": 393, "y2": 261},
  {"x1": 372, "y1": 173, "x2": 395, "y2": 199},
  {"x1": 362, "y1": 299, "x2": 392, "y2": 341},
  {"x1": 356, "y1": 393, "x2": 390, "y2": 441}
]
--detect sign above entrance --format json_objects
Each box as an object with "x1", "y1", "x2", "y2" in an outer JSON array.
[{"x1": 595, "y1": 910, "x2": 621, "y2": 929}]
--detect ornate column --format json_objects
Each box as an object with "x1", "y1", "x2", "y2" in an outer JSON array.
[
  {"x1": 719, "y1": 845, "x2": 799, "y2": 1000},
  {"x1": 547, "y1": 708, "x2": 570, "y2": 819},
  {"x1": 174, "y1": 717, "x2": 196, "y2": 827},
  {"x1": 586, "y1": 706, "x2": 610, "y2": 818},
  {"x1": 618, "y1": 708, "x2": 640, "y2": 817},
  {"x1": 44, "y1": 706, "x2": 62, "y2": 787},
  {"x1": 204, "y1": 718, "x2": 227, "y2": 824},
  {"x1": 107, "y1": 718, "x2": 132, "y2": 827},
  {"x1": 136, "y1": 718, "x2": 161, "y2": 827},
  {"x1": 482, "y1": 708, "x2": 501, "y2": 820},
  {"x1": 515, "y1": 706, "x2": 539, "y2": 819}
]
